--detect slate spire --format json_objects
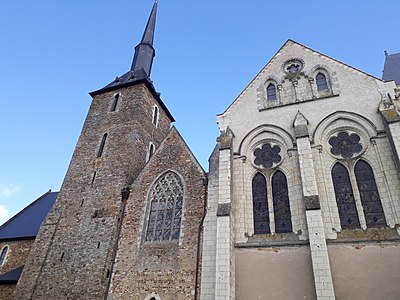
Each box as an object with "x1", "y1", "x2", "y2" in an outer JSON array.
[{"x1": 131, "y1": 0, "x2": 158, "y2": 77}]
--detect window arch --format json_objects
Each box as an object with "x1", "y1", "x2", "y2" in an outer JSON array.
[
  {"x1": 266, "y1": 83, "x2": 277, "y2": 101},
  {"x1": 316, "y1": 72, "x2": 328, "y2": 91},
  {"x1": 332, "y1": 163, "x2": 360, "y2": 229},
  {"x1": 145, "y1": 171, "x2": 184, "y2": 242},
  {"x1": 0, "y1": 246, "x2": 8, "y2": 266},
  {"x1": 252, "y1": 173, "x2": 270, "y2": 234},
  {"x1": 354, "y1": 160, "x2": 386, "y2": 227},
  {"x1": 272, "y1": 171, "x2": 292, "y2": 233}
]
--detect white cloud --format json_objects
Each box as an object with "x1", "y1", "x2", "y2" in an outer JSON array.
[
  {"x1": 0, "y1": 184, "x2": 21, "y2": 198},
  {"x1": 0, "y1": 205, "x2": 10, "y2": 225}
]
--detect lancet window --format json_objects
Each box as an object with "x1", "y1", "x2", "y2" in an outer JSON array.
[
  {"x1": 266, "y1": 84, "x2": 277, "y2": 101},
  {"x1": 252, "y1": 171, "x2": 292, "y2": 234},
  {"x1": 332, "y1": 160, "x2": 386, "y2": 229},
  {"x1": 316, "y1": 72, "x2": 328, "y2": 91}
]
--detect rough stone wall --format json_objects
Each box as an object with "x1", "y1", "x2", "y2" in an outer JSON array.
[
  {"x1": 0, "y1": 285, "x2": 15, "y2": 300},
  {"x1": 0, "y1": 240, "x2": 34, "y2": 275},
  {"x1": 15, "y1": 83, "x2": 172, "y2": 299},
  {"x1": 0, "y1": 240, "x2": 34, "y2": 300},
  {"x1": 108, "y1": 127, "x2": 206, "y2": 300}
]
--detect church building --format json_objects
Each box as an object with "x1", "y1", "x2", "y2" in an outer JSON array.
[{"x1": 1, "y1": 1, "x2": 400, "y2": 299}]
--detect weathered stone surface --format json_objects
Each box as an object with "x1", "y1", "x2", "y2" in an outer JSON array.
[
  {"x1": 304, "y1": 195, "x2": 321, "y2": 210},
  {"x1": 0, "y1": 240, "x2": 34, "y2": 300},
  {"x1": 217, "y1": 203, "x2": 231, "y2": 217},
  {"x1": 15, "y1": 83, "x2": 173, "y2": 299},
  {"x1": 108, "y1": 127, "x2": 206, "y2": 300}
]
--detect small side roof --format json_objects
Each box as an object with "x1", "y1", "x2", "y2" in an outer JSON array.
[
  {"x1": 0, "y1": 266, "x2": 24, "y2": 284},
  {"x1": 383, "y1": 52, "x2": 400, "y2": 85},
  {"x1": 0, "y1": 191, "x2": 58, "y2": 241}
]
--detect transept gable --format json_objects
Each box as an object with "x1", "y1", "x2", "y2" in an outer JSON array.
[{"x1": 219, "y1": 40, "x2": 391, "y2": 125}]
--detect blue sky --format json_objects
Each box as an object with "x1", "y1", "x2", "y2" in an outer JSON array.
[{"x1": 0, "y1": 0, "x2": 399, "y2": 224}]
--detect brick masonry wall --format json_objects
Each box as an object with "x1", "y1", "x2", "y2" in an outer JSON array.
[
  {"x1": 0, "y1": 240, "x2": 34, "y2": 300},
  {"x1": 108, "y1": 127, "x2": 206, "y2": 300},
  {"x1": 15, "y1": 83, "x2": 172, "y2": 299}
]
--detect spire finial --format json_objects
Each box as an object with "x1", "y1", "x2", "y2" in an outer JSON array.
[{"x1": 131, "y1": 1, "x2": 158, "y2": 76}]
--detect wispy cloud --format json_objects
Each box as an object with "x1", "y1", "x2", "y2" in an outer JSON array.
[
  {"x1": 0, "y1": 205, "x2": 10, "y2": 225},
  {"x1": 0, "y1": 184, "x2": 21, "y2": 198}
]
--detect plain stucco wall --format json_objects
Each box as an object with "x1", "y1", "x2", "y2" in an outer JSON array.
[
  {"x1": 235, "y1": 246, "x2": 316, "y2": 300},
  {"x1": 328, "y1": 242, "x2": 400, "y2": 300}
]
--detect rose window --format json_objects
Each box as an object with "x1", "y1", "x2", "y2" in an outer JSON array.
[
  {"x1": 329, "y1": 132, "x2": 362, "y2": 159},
  {"x1": 254, "y1": 143, "x2": 282, "y2": 168}
]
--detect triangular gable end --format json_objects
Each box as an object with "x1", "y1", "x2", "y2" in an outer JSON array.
[{"x1": 219, "y1": 39, "x2": 386, "y2": 117}]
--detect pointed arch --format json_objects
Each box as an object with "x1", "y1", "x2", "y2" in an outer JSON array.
[
  {"x1": 272, "y1": 170, "x2": 292, "y2": 233},
  {"x1": 332, "y1": 163, "x2": 360, "y2": 229},
  {"x1": 252, "y1": 172, "x2": 270, "y2": 234},
  {"x1": 354, "y1": 160, "x2": 386, "y2": 227},
  {"x1": 145, "y1": 171, "x2": 184, "y2": 242}
]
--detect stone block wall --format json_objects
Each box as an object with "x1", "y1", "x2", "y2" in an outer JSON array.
[
  {"x1": 15, "y1": 83, "x2": 172, "y2": 299},
  {"x1": 108, "y1": 128, "x2": 206, "y2": 300},
  {"x1": 0, "y1": 240, "x2": 34, "y2": 300}
]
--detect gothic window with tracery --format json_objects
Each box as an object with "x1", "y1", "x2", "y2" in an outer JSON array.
[
  {"x1": 329, "y1": 132, "x2": 362, "y2": 159},
  {"x1": 272, "y1": 171, "x2": 292, "y2": 233},
  {"x1": 332, "y1": 163, "x2": 360, "y2": 229},
  {"x1": 252, "y1": 173, "x2": 270, "y2": 234},
  {"x1": 254, "y1": 143, "x2": 282, "y2": 168},
  {"x1": 0, "y1": 246, "x2": 8, "y2": 266},
  {"x1": 316, "y1": 72, "x2": 328, "y2": 91},
  {"x1": 355, "y1": 160, "x2": 386, "y2": 227},
  {"x1": 145, "y1": 171, "x2": 184, "y2": 242},
  {"x1": 266, "y1": 84, "x2": 277, "y2": 101}
]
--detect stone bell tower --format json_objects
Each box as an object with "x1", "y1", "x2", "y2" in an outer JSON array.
[{"x1": 15, "y1": 1, "x2": 174, "y2": 299}]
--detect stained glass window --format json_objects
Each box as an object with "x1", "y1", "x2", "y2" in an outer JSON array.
[
  {"x1": 145, "y1": 172, "x2": 184, "y2": 242},
  {"x1": 316, "y1": 72, "x2": 328, "y2": 91},
  {"x1": 355, "y1": 160, "x2": 386, "y2": 227},
  {"x1": 0, "y1": 246, "x2": 8, "y2": 265},
  {"x1": 266, "y1": 84, "x2": 277, "y2": 101},
  {"x1": 272, "y1": 171, "x2": 292, "y2": 233},
  {"x1": 332, "y1": 163, "x2": 360, "y2": 229},
  {"x1": 254, "y1": 143, "x2": 282, "y2": 169},
  {"x1": 252, "y1": 173, "x2": 270, "y2": 234}
]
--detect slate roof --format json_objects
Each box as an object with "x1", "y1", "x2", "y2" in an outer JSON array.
[
  {"x1": 383, "y1": 52, "x2": 400, "y2": 85},
  {"x1": 0, "y1": 266, "x2": 24, "y2": 284},
  {"x1": 0, "y1": 191, "x2": 58, "y2": 241}
]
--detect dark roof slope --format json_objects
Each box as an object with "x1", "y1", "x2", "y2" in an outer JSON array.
[
  {"x1": 0, "y1": 266, "x2": 24, "y2": 284},
  {"x1": 383, "y1": 52, "x2": 400, "y2": 85},
  {"x1": 0, "y1": 191, "x2": 58, "y2": 241}
]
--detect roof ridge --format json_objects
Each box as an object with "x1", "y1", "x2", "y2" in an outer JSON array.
[{"x1": 0, "y1": 190, "x2": 54, "y2": 229}]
